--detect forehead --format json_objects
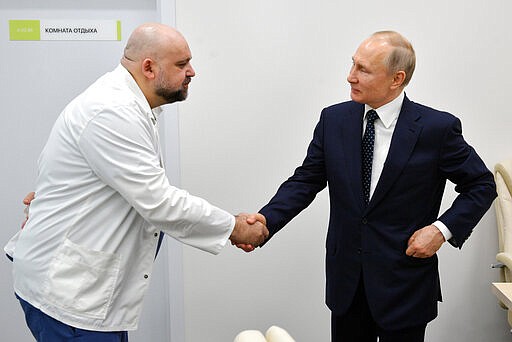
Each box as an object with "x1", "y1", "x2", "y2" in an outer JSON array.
[
  {"x1": 353, "y1": 37, "x2": 390, "y2": 68},
  {"x1": 159, "y1": 34, "x2": 192, "y2": 62}
]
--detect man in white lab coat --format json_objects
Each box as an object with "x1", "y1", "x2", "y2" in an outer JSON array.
[{"x1": 5, "y1": 22, "x2": 268, "y2": 342}]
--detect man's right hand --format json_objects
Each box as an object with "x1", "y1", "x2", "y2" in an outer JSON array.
[
  {"x1": 21, "y1": 191, "x2": 35, "y2": 229},
  {"x1": 23, "y1": 192, "x2": 35, "y2": 206},
  {"x1": 229, "y1": 213, "x2": 269, "y2": 252}
]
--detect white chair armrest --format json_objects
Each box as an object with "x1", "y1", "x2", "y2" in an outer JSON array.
[
  {"x1": 496, "y1": 252, "x2": 512, "y2": 270},
  {"x1": 234, "y1": 330, "x2": 266, "y2": 342},
  {"x1": 265, "y1": 326, "x2": 295, "y2": 342}
]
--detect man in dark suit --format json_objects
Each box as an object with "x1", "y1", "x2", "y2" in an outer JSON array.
[{"x1": 241, "y1": 31, "x2": 496, "y2": 341}]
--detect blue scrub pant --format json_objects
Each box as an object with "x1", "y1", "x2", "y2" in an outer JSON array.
[{"x1": 17, "y1": 294, "x2": 128, "y2": 342}]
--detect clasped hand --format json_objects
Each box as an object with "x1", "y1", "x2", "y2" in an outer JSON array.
[
  {"x1": 405, "y1": 224, "x2": 445, "y2": 258},
  {"x1": 229, "y1": 213, "x2": 268, "y2": 252}
]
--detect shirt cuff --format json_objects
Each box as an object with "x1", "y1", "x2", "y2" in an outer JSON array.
[{"x1": 433, "y1": 220, "x2": 452, "y2": 241}]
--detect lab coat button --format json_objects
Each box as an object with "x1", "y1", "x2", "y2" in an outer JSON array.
[
  {"x1": 154, "y1": 233, "x2": 158, "y2": 237},
  {"x1": 144, "y1": 274, "x2": 149, "y2": 279}
]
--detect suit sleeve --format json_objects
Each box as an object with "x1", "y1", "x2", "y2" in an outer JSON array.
[
  {"x1": 259, "y1": 111, "x2": 328, "y2": 242},
  {"x1": 437, "y1": 116, "x2": 496, "y2": 248}
]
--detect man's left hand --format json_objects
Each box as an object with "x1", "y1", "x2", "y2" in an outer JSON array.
[{"x1": 405, "y1": 224, "x2": 445, "y2": 258}]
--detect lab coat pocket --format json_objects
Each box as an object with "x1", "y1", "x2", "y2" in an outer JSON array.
[{"x1": 42, "y1": 238, "x2": 120, "y2": 320}]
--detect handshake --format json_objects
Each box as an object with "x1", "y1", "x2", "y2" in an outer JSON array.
[{"x1": 229, "y1": 213, "x2": 268, "y2": 252}]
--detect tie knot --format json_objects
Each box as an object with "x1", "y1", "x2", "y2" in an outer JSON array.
[{"x1": 366, "y1": 110, "x2": 378, "y2": 123}]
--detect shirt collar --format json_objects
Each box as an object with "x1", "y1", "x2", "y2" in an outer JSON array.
[
  {"x1": 364, "y1": 91, "x2": 405, "y2": 128},
  {"x1": 116, "y1": 64, "x2": 162, "y2": 121}
]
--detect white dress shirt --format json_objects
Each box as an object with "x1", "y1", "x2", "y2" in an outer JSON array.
[
  {"x1": 5, "y1": 65, "x2": 235, "y2": 331},
  {"x1": 363, "y1": 92, "x2": 452, "y2": 240}
]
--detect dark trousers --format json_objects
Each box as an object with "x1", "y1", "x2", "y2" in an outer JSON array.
[
  {"x1": 17, "y1": 294, "x2": 128, "y2": 342},
  {"x1": 331, "y1": 277, "x2": 426, "y2": 342}
]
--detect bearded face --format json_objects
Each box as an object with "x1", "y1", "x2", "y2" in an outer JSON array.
[{"x1": 155, "y1": 69, "x2": 191, "y2": 104}]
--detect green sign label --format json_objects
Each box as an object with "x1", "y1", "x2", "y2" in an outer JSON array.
[
  {"x1": 117, "y1": 20, "x2": 122, "y2": 41},
  {"x1": 9, "y1": 19, "x2": 121, "y2": 41},
  {"x1": 9, "y1": 20, "x2": 41, "y2": 41}
]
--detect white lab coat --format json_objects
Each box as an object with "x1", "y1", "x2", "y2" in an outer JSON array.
[{"x1": 5, "y1": 65, "x2": 235, "y2": 331}]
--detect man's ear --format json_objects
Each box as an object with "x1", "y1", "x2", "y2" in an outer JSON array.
[
  {"x1": 392, "y1": 70, "x2": 406, "y2": 89},
  {"x1": 141, "y1": 58, "x2": 156, "y2": 80}
]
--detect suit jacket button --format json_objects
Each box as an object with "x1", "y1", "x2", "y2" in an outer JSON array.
[{"x1": 362, "y1": 218, "x2": 368, "y2": 224}]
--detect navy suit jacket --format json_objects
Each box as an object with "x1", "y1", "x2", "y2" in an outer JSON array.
[{"x1": 259, "y1": 95, "x2": 496, "y2": 330}]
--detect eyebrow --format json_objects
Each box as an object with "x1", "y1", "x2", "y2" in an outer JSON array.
[
  {"x1": 352, "y1": 57, "x2": 362, "y2": 67},
  {"x1": 352, "y1": 56, "x2": 370, "y2": 69},
  {"x1": 176, "y1": 57, "x2": 192, "y2": 64}
]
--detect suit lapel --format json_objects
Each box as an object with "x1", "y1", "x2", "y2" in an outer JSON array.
[
  {"x1": 341, "y1": 103, "x2": 365, "y2": 208},
  {"x1": 365, "y1": 97, "x2": 423, "y2": 212}
]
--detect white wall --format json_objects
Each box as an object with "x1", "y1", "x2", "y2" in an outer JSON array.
[
  {"x1": 3, "y1": 1, "x2": 512, "y2": 341},
  {"x1": 175, "y1": 0, "x2": 512, "y2": 341},
  {"x1": 0, "y1": 2, "x2": 179, "y2": 341}
]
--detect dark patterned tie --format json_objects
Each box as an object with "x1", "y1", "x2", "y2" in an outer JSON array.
[{"x1": 362, "y1": 110, "x2": 378, "y2": 205}]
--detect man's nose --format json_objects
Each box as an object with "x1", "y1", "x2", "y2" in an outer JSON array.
[
  {"x1": 347, "y1": 69, "x2": 356, "y2": 84},
  {"x1": 187, "y1": 65, "x2": 196, "y2": 77}
]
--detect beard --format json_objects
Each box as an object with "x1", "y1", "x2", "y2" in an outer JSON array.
[
  {"x1": 155, "y1": 71, "x2": 190, "y2": 104},
  {"x1": 155, "y1": 86, "x2": 188, "y2": 104}
]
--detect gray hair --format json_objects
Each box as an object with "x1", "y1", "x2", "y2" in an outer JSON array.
[{"x1": 372, "y1": 31, "x2": 416, "y2": 87}]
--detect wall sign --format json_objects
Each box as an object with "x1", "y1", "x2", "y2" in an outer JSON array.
[{"x1": 9, "y1": 20, "x2": 121, "y2": 41}]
